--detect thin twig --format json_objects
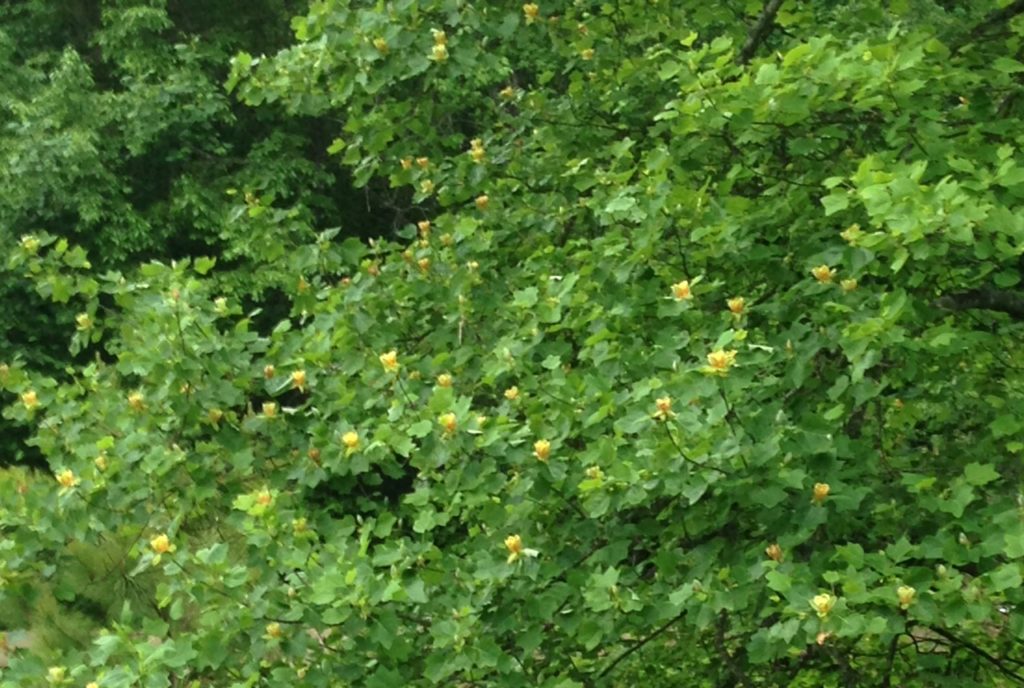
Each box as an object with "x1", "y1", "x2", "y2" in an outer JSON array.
[
  {"x1": 595, "y1": 610, "x2": 687, "y2": 681},
  {"x1": 663, "y1": 423, "x2": 731, "y2": 476}
]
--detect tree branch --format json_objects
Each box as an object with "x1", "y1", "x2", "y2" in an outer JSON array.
[
  {"x1": 881, "y1": 633, "x2": 900, "y2": 688},
  {"x1": 928, "y1": 626, "x2": 1024, "y2": 685},
  {"x1": 738, "y1": 0, "x2": 785, "y2": 65},
  {"x1": 935, "y1": 288, "x2": 1024, "y2": 320},
  {"x1": 958, "y1": 0, "x2": 1024, "y2": 47},
  {"x1": 595, "y1": 610, "x2": 686, "y2": 681}
]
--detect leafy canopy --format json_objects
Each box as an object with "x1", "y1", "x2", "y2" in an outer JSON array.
[{"x1": 3, "y1": 1, "x2": 1024, "y2": 687}]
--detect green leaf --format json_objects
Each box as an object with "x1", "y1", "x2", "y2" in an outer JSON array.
[{"x1": 964, "y1": 463, "x2": 999, "y2": 486}]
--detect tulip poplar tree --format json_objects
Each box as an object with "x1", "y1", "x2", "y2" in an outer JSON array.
[{"x1": 3, "y1": 1, "x2": 1024, "y2": 686}]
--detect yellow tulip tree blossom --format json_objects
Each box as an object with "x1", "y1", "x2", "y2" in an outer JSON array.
[
  {"x1": 671, "y1": 280, "x2": 692, "y2": 301},
  {"x1": 654, "y1": 396, "x2": 674, "y2": 421},
  {"x1": 811, "y1": 265, "x2": 837, "y2": 283},
  {"x1": 706, "y1": 349, "x2": 737, "y2": 374},
  {"x1": 55, "y1": 469, "x2": 79, "y2": 490},
  {"x1": 533, "y1": 439, "x2": 551, "y2": 462},
  {"x1": 379, "y1": 350, "x2": 399, "y2": 372},
  {"x1": 811, "y1": 593, "x2": 836, "y2": 618},
  {"x1": 897, "y1": 585, "x2": 916, "y2": 609},
  {"x1": 150, "y1": 533, "x2": 173, "y2": 555}
]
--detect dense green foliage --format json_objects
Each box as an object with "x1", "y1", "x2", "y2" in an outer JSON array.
[{"x1": 3, "y1": 1, "x2": 1024, "y2": 686}]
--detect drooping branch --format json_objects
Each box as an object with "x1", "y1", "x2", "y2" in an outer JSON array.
[
  {"x1": 935, "y1": 288, "x2": 1024, "y2": 320},
  {"x1": 737, "y1": 0, "x2": 786, "y2": 65}
]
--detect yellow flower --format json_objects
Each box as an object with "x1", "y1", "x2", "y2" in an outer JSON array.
[
  {"x1": 811, "y1": 264, "x2": 837, "y2": 283},
  {"x1": 504, "y1": 386, "x2": 519, "y2": 401},
  {"x1": 75, "y1": 312, "x2": 93, "y2": 330},
  {"x1": 342, "y1": 431, "x2": 359, "y2": 450},
  {"x1": 467, "y1": 260, "x2": 480, "y2": 271},
  {"x1": 522, "y1": 3, "x2": 540, "y2": 23},
  {"x1": 841, "y1": 278, "x2": 858, "y2": 293},
  {"x1": 897, "y1": 585, "x2": 916, "y2": 609},
  {"x1": 55, "y1": 469, "x2": 78, "y2": 489},
  {"x1": 475, "y1": 194, "x2": 490, "y2": 211},
  {"x1": 416, "y1": 157, "x2": 430, "y2": 169},
  {"x1": 262, "y1": 402, "x2": 277, "y2": 418},
  {"x1": 439, "y1": 412, "x2": 457, "y2": 434},
  {"x1": 207, "y1": 408, "x2": 224, "y2": 424},
  {"x1": 420, "y1": 179, "x2": 435, "y2": 195},
  {"x1": 417, "y1": 220, "x2": 431, "y2": 238},
  {"x1": 401, "y1": 157, "x2": 413, "y2": 170},
  {"x1": 20, "y1": 235, "x2": 40, "y2": 254},
  {"x1": 437, "y1": 373, "x2": 453, "y2": 387},
  {"x1": 21, "y1": 390, "x2": 38, "y2": 410},
  {"x1": 47, "y1": 666, "x2": 66, "y2": 683},
  {"x1": 765, "y1": 543, "x2": 783, "y2": 562},
  {"x1": 671, "y1": 280, "x2": 692, "y2": 301},
  {"x1": 727, "y1": 296, "x2": 745, "y2": 315},
  {"x1": 373, "y1": 37, "x2": 388, "y2": 54},
  {"x1": 581, "y1": 48, "x2": 595, "y2": 60},
  {"x1": 840, "y1": 223, "x2": 862, "y2": 245},
  {"x1": 266, "y1": 622, "x2": 283, "y2": 639},
  {"x1": 432, "y1": 29, "x2": 447, "y2": 46},
  {"x1": 291, "y1": 369, "x2": 307, "y2": 391},
  {"x1": 654, "y1": 396, "x2": 674, "y2": 421},
  {"x1": 441, "y1": 232, "x2": 453, "y2": 246},
  {"x1": 263, "y1": 364, "x2": 276, "y2": 379},
  {"x1": 811, "y1": 593, "x2": 836, "y2": 618},
  {"x1": 379, "y1": 350, "x2": 399, "y2": 372},
  {"x1": 585, "y1": 466, "x2": 604, "y2": 481},
  {"x1": 500, "y1": 85, "x2": 517, "y2": 100},
  {"x1": 256, "y1": 488, "x2": 273, "y2": 507},
  {"x1": 94, "y1": 454, "x2": 108, "y2": 472},
  {"x1": 469, "y1": 138, "x2": 485, "y2": 162},
  {"x1": 150, "y1": 533, "x2": 171, "y2": 554},
  {"x1": 86, "y1": 682, "x2": 99, "y2": 688},
  {"x1": 812, "y1": 482, "x2": 830, "y2": 504},
  {"x1": 417, "y1": 257, "x2": 431, "y2": 273},
  {"x1": 505, "y1": 534, "x2": 524, "y2": 563},
  {"x1": 432, "y1": 43, "x2": 448, "y2": 61},
  {"x1": 707, "y1": 349, "x2": 737, "y2": 372},
  {"x1": 533, "y1": 439, "x2": 551, "y2": 462}
]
